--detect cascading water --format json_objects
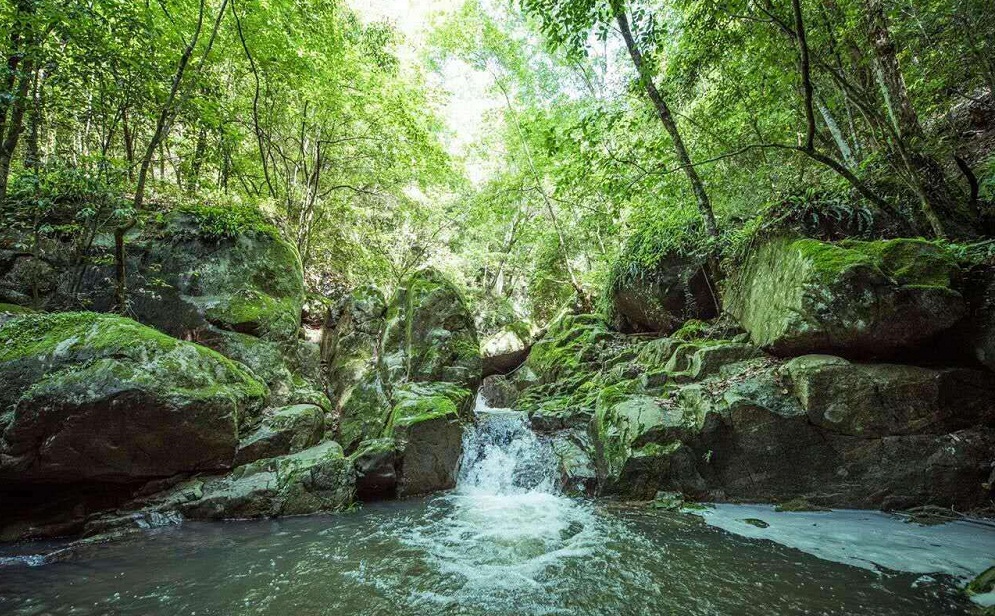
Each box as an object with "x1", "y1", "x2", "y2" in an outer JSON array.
[
  {"x1": 457, "y1": 394, "x2": 559, "y2": 495},
  {"x1": 394, "y1": 393, "x2": 610, "y2": 612}
]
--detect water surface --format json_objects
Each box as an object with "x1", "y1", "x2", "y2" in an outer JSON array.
[{"x1": 0, "y1": 404, "x2": 987, "y2": 615}]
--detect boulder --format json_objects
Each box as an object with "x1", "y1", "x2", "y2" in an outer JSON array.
[
  {"x1": 104, "y1": 441, "x2": 355, "y2": 523},
  {"x1": 591, "y1": 354, "x2": 995, "y2": 509},
  {"x1": 0, "y1": 312, "x2": 267, "y2": 484},
  {"x1": 606, "y1": 253, "x2": 717, "y2": 334},
  {"x1": 481, "y1": 323, "x2": 532, "y2": 377},
  {"x1": 725, "y1": 237, "x2": 965, "y2": 357},
  {"x1": 323, "y1": 269, "x2": 481, "y2": 472},
  {"x1": 351, "y1": 438, "x2": 398, "y2": 500},
  {"x1": 963, "y1": 264, "x2": 995, "y2": 371},
  {"x1": 320, "y1": 286, "x2": 388, "y2": 450},
  {"x1": 78, "y1": 210, "x2": 305, "y2": 345},
  {"x1": 234, "y1": 404, "x2": 325, "y2": 466},
  {"x1": 381, "y1": 268, "x2": 481, "y2": 388},
  {"x1": 387, "y1": 381, "x2": 471, "y2": 496},
  {"x1": 783, "y1": 355, "x2": 995, "y2": 437}
]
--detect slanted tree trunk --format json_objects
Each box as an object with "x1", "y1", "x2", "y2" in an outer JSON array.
[
  {"x1": 610, "y1": 0, "x2": 718, "y2": 244},
  {"x1": 114, "y1": 0, "x2": 215, "y2": 311}
]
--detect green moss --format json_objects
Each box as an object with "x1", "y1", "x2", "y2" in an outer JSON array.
[
  {"x1": 387, "y1": 381, "x2": 471, "y2": 431},
  {"x1": 967, "y1": 566, "x2": 995, "y2": 595},
  {"x1": 673, "y1": 319, "x2": 710, "y2": 341},
  {"x1": 791, "y1": 238, "x2": 877, "y2": 284},
  {"x1": 841, "y1": 238, "x2": 958, "y2": 287},
  {"x1": 171, "y1": 202, "x2": 280, "y2": 240},
  {"x1": 0, "y1": 303, "x2": 34, "y2": 315}
]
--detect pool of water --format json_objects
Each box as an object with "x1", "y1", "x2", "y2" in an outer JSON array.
[{"x1": 0, "y1": 404, "x2": 990, "y2": 615}]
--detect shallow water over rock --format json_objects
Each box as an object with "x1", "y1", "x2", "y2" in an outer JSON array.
[{"x1": 0, "y1": 398, "x2": 990, "y2": 615}]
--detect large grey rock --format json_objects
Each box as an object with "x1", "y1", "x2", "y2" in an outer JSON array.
[
  {"x1": 387, "y1": 382, "x2": 471, "y2": 496},
  {"x1": 725, "y1": 237, "x2": 965, "y2": 357},
  {"x1": 320, "y1": 270, "x2": 481, "y2": 495},
  {"x1": 381, "y1": 268, "x2": 481, "y2": 388},
  {"x1": 234, "y1": 404, "x2": 325, "y2": 466},
  {"x1": 783, "y1": 355, "x2": 995, "y2": 437},
  {"x1": 481, "y1": 323, "x2": 531, "y2": 377},
  {"x1": 0, "y1": 312, "x2": 266, "y2": 484}
]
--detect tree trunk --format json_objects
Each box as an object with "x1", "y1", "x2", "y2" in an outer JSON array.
[
  {"x1": 114, "y1": 0, "x2": 208, "y2": 311},
  {"x1": 861, "y1": 0, "x2": 973, "y2": 237},
  {"x1": 0, "y1": 56, "x2": 33, "y2": 201},
  {"x1": 611, "y1": 0, "x2": 718, "y2": 243}
]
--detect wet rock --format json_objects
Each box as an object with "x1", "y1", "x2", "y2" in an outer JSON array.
[
  {"x1": 481, "y1": 323, "x2": 532, "y2": 377},
  {"x1": 0, "y1": 312, "x2": 266, "y2": 484},
  {"x1": 550, "y1": 431, "x2": 597, "y2": 495},
  {"x1": 725, "y1": 237, "x2": 965, "y2": 358},
  {"x1": 783, "y1": 355, "x2": 995, "y2": 437},
  {"x1": 381, "y1": 267, "x2": 481, "y2": 388},
  {"x1": 652, "y1": 490, "x2": 684, "y2": 510},
  {"x1": 351, "y1": 438, "x2": 397, "y2": 501},
  {"x1": 114, "y1": 441, "x2": 356, "y2": 523},
  {"x1": 388, "y1": 382, "x2": 471, "y2": 496}
]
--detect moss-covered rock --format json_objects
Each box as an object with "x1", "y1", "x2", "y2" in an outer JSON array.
[
  {"x1": 0, "y1": 312, "x2": 266, "y2": 483},
  {"x1": 75, "y1": 209, "x2": 306, "y2": 345},
  {"x1": 381, "y1": 268, "x2": 481, "y2": 388},
  {"x1": 209, "y1": 330, "x2": 327, "y2": 409},
  {"x1": 120, "y1": 441, "x2": 355, "y2": 522},
  {"x1": 604, "y1": 244, "x2": 718, "y2": 334},
  {"x1": 783, "y1": 355, "x2": 995, "y2": 437},
  {"x1": 725, "y1": 237, "x2": 965, "y2": 357},
  {"x1": 388, "y1": 381, "x2": 470, "y2": 496},
  {"x1": 320, "y1": 286, "x2": 387, "y2": 450},
  {"x1": 323, "y1": 270, "x2": 481, "y2": 477},
  {"x1": 234, "y1": 404, "x2": 325, "y2": 465}
]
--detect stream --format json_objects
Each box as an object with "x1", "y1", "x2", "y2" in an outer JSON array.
[{"x1": 1, "y1": 395, "x2": 992, "y2": 615}]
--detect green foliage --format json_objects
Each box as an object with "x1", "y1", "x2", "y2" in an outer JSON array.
[{"x1": 171, "y1": 202, "x2": 278, "y2": 240}]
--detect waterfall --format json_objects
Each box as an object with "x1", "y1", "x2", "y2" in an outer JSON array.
[
  {"x1": 393, "y1": 391, "x2": 604, "y2": 609},
  {"x1": 456, "y1": 394, "x2": 559, "y2": 495}
]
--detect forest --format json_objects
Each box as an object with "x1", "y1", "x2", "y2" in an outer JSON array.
[
  {"x1": 1, "y1": 0, "x2": 992, "y2": 326},
  {"x1": 1, "y1": 0, "x2": 995, "y2": 614}
]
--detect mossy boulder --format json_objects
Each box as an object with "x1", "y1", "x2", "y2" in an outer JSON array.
[
  {"x1": 0, "y1": 312, "x2": 266, "y2": 484},
  {"x1": 606, "y1": 252, "x2": 717, "y2": 334},
  {"x1": 725, "y1": 237, "x2": 965, "y2": 357},
  {"x1": 387, "y1": 381, "x2": 471, "y2": 496},
  {"x1": 124, "y1": 441, "x2": 355, "y2": 521},
  {"x1": 324, "y1": 270, "x2": 480, "y2": 467},
  {"x1": 208, "y1": 330, "x2": 327, "y2": 409},
  {"x1": 74, "y1": 209, "x2": 305, "y2": 345},
  {"x1": 381, "y1": 268, "x2": 481, "y2": 388},
  {"x1": 234, "y1": 404, "x2": 325, "y2": 466},
  {"x1": 320, "y1": 286, "x2": 388, "y2": 450}
]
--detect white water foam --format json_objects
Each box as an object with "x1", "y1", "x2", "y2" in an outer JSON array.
[{"x1": 395, "y1": 392, "x2": 610, "y2": 612}]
